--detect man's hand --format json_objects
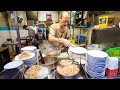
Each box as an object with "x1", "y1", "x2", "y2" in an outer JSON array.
[{"x1": 62, "y1": 39, "x2": 71, "y2": 47}]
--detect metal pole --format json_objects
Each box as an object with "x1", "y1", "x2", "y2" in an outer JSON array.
[
  {"x1": 81, "y1": 11, "x2": 84, "y2": 26},
  {"x1": 13, "y1": 11, "x2": 21, "y2": 54}
]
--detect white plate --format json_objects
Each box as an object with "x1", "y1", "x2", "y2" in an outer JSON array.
[
  {"x1": 21, "y1": 46, "x2": 37, "y2": 51},
  {"x1": 15, "y1": 53, "x2": 35, "y2": 61},
  {"x1": 69, "y1": 46, "x2": 87, "y2": 55},
  {"x1": 4, "y1": 60, "x2": 24, "y2": 70},
  {"x1": 87, "y1": 50, "x2": 108, "y2": 58}
]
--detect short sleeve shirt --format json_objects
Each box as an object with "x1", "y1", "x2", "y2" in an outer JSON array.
[
  {"x1": 48, "y1": 23, "x2": 70, "y2": 47},
  {"x1": 28, "y1": 26, "x2": 35, "y2": 37}
]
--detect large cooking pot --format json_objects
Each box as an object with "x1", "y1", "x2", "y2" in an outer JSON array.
[
  {"x1": 24, "y1": 65, "x2": 50, "y2": 79},
  {"x1": 56, "y1": 60, "x2": 80, "y2": 79}
]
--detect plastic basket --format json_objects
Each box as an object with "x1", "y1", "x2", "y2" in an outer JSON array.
[
  {"x1": 106, "y1": 47, "x2": 120, "y2": 67},
  {"x1": 106, "y1": 47, "x2": 120, "y2": 58}
]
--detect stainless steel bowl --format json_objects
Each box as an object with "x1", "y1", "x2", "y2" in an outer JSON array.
[{"x1": 57, "y1": 60, "x2": 80, "y2": 79}]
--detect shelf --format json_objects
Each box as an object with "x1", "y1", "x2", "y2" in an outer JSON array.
[
  {"x1": 73, "y1": 25, "x2": 90, "y2": 28},
  {"x1": 74, "y1": 43, "x2": 86, "y2": 47}
]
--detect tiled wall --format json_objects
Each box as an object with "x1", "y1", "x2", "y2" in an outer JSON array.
[
  {"x1": 38, "y1": 11, "x2": 59, "y2": 23},
  {"x1": 0, "y1": 11, "x2": 28, "y2": 47},
  {"x1": 0, "y1": 11, "x2": 59, "y2": 47},
  {"x1": 0, "y1": 30, "x2": 28, "y2": 46}
]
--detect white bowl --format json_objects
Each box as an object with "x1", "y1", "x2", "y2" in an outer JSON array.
[{"x1": 15, "y1": 53, "x2": 35, "y2": 67}]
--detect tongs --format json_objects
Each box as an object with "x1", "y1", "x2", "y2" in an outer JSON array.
[{"x1": 58, "y1": 45, "x2": 65, "y2": 51}]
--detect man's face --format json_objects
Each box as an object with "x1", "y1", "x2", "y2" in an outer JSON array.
[{"x1": 60, "y1": 13, "x2": 70, "y2": 28}]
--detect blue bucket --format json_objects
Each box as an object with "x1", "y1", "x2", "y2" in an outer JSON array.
[{"x1": 79, "y1": 36, "x2": 86, "y2": 42}]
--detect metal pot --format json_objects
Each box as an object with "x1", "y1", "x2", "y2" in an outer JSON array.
[{"x1": 57, "y1": 61, "x2": 80, "y2": 79}]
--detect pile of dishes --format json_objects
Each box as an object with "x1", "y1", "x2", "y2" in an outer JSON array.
[
  {"x1": 56, "y1": 60, "x2": 80, "y2": 79},
  {"x1": 86, "y1": 44, "x2": 103, "y2": 50},
  {"x1": 85, "y1": 50, "x2": 108, "y2": 78},
  {"x1": 24, "y1": 65, "x2": 50, "y2": 79},
  {"x1": 21, "y1": 46, "x2": 37, "y2": 64},
  {"x1": 15, "y1": 51, "x2": 35, "y2": 67},
  {"x1": 68, "y1": 46, "x2": 87, "y2": 60}
]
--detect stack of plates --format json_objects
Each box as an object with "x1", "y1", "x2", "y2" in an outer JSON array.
[{"x1": 85, "y1": 50, "x2": 108, "y2": 78}]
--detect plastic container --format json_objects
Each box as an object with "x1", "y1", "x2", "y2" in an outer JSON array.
[
  {"x1": 107, "y1": 57, "x2": 118, "y2": 70},
  {"x1": 75, "y1": 36, "x2": 86, "y2": 43},
  {"x1": 99, "y1": 16, "x2": 115, "y2": 28},
  {"x1": 79, "y1": 36, "x2": 86, "y2": 42},
  {"x1": 106, "y1": 47, "x2": 120, "y2": 58},
  {"x1": 106, "y1": 68, "x2": 118, "y2": 77}
]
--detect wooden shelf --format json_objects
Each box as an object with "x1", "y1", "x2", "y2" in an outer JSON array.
[{"x1": 74, "y1": 43, "x2": 87, "y2": 47}]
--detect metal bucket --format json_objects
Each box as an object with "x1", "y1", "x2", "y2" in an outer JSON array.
[{"x1": 57, "y1": 61, "x2": 80, "y2": 79}]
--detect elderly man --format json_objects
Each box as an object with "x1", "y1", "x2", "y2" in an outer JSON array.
[
  {"x1": 23, "y1": 25, "x2": 36, "y2": 40},
  {"x1": 48, "y1": 11, "x2": 71, "y2": 51},
  {"x1": 23, "y1": 25, "x2": 39, "y2": 47}
]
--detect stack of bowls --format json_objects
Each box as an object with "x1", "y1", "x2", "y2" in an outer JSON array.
[
  {"x1": 68, "y1": 46, "x2": 87, "y2": 60},
  {"x1": 21, "y1": 46, "x2": 37, "y2": 64},
  {"x1": 15, "y1": 52, "x2": 35, "y2": 67},
  {"x1": 86, "y1": 50, "x2": 108, "y2": 78}
]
